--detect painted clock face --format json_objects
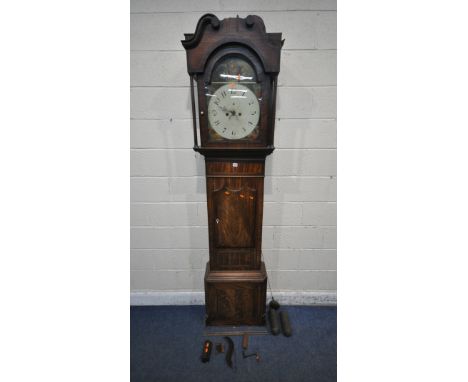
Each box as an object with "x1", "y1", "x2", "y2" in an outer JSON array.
[{"x1": 207, "y1": 83, "x2": 260, "y2": 140}]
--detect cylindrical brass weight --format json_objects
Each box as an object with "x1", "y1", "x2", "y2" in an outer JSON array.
[{"x1": 242, "y1": 333, "x2": 249, "y2": 350}]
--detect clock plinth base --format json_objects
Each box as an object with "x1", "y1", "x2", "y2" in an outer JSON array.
[{"x1": 204, "y1": 261, "x2": 267, "y2": 326}]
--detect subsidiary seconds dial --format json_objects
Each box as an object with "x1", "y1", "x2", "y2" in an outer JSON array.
[{"x1": 207, "y1": 84, "x2": 260, "y2": 140}]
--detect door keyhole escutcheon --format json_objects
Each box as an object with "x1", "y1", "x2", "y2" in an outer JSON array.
[{"x1": 216, "y1": 218, "x2": 220, "y2": 224}]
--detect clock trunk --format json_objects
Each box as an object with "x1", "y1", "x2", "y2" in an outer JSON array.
[{"x1": 206, "y1": 159, "x2": 264, "y2": 271}]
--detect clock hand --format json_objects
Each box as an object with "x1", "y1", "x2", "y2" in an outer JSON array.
[{"x1": 216, "y1": 104, "x2": 229, "y2": 113}]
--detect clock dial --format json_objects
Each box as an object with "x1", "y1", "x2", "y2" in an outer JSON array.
[
  {"x1": 211, "y1": 57, "x2": 256, "y2": 84},
  {"x1": 208, "y1": 84, "x2": 260, "y2": 140}
]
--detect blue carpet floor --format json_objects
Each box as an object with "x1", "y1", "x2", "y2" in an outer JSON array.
[{"x1": 131, "y1": 305, "x2": 336, "y2": 382}]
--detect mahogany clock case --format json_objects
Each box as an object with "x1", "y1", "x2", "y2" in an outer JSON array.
[{"x1": 182, "y1": 14, "x2": 283, "y2": 326}]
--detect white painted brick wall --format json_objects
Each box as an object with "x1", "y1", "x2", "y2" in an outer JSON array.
[{"x1": 130, "y1": 0, "x2": 337, "y2": 294}]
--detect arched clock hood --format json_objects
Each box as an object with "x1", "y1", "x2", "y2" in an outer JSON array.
[
  {"x1": 182, "y1": 14, "x2": 283, "y2": 75},
  {"x1": 182, "y1": 14, "x2": 284, "y2": 158}
]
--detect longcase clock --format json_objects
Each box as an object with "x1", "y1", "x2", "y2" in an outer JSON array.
[{"x1": 182, "y1": 14, "x2": 283, "y2": 326}]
